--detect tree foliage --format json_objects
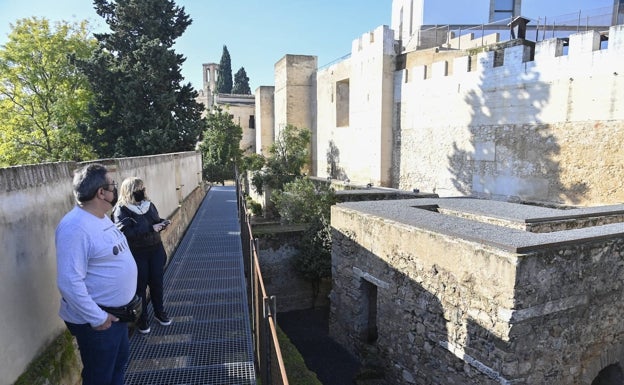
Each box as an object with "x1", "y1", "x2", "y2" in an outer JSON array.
[
  {"x1": 77, "y1": 0, "x2": 205, "y2": 158},
  {"x1": 272, "y1": 177, "x2": 336, "y2": 300},
  {"x1": 0, "y1": 18, "x2": 96, "y2": 166},
  {"x1": 232, "y1": 67, "x2": 251, "y2": 95},
  {"x1": 215, "y1": 45, "x2": 232, "y2": 94},
  {"x1": 271, "y1": 177, "x2": 335, "y2": 225},
  {"x1": 199, "y1": 107, "x2": 242, "y2": 183},
  {"x1": 252, "y1": 124, "x2": 310, "y2": 194}
]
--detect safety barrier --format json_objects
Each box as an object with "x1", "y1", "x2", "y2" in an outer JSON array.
[{"x1": 237, "y1": 177, "x2": 290, "y2": 385}]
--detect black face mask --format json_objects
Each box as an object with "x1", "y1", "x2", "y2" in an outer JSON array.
[
  {"x1": 133, "y1": 190, "x2": 145, "y2": 202},
  {"x1": 106, "y1": 187, "x2": 118, "y2": 207}
]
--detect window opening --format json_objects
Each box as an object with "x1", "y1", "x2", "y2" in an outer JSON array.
[
  {"x1": 360, "y1": 279, "x2": 378, "y2": 344},
  {"x1": 336, "y1": 79, "x2": 350, "y2": 127}
]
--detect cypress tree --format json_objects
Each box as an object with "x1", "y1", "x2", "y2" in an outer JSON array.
[
  {"x1": 232, "y1": 67, "x2": 251, "y2": 95},
  {"x1": 215, "y1": 45, "x2": 233, "y2": 94}
]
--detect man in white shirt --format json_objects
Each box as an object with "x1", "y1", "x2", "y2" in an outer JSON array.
[{"x1": 56, "y1": 163, "x2": 138, "y2": 385}]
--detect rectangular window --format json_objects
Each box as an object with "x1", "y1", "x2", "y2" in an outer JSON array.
[
  {"x1": 336, "y1": 79, "x2": 350, "y2": 127},
  {"x1": 493, "y1": 49, "x2": 505, "y2": 67},
  {"x1": 249, "y1": 115, "x2": 255, "y2": 129}
]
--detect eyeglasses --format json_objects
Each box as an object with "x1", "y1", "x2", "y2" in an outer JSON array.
[{"x1": 101, "y1": 181, "x2": 117, "y2": 192}]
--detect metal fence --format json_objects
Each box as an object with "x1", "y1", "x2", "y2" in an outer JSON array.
[
  {"x1": 236, "y1": 177, "x2": 290, "y2": 385},
  {"x1": 407, "y1": 5, "x2": 617, "y2": 50}
]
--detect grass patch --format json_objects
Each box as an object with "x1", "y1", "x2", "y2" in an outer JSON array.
[
  {"x1": 277, "y1": 325, "x2": 322, "y2": 385},
  {"x1": 14, "y1": 330, "x2": 81, "y2": 385}
]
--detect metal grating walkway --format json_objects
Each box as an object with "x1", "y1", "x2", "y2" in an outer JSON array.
[{"x1": 125, "y1": 186, "x2": 257, "y2": 385}]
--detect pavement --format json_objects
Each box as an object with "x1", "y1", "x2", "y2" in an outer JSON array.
[{"x1": 278, "y1": 307, "x2": 361, "y2": 385}]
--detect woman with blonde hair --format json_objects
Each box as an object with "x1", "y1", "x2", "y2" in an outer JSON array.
[{"x1": 113, "y1": 177, "x2": 172, "y2": 334}]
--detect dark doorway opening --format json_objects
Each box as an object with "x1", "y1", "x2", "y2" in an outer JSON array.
[
  {"x1": 592, "y1": 363, "x2": 624, "y2": 385},
  {"x1": 361, "y1": 279, "x2": 378, "y2": 344}
]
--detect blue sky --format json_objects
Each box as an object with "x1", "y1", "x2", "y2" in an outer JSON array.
[{"x1": 0, "y1": 0, "x2": 613, "y2": 92}]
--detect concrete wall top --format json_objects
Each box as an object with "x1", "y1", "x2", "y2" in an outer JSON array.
[
  {"x1": 334, "y1": 198, "x2": 624, "y2": 253},
  {"x1": 1, "y1": 162, "x2": 75, "y2": 192},
  {"x1": 215, "y1": 94, "x2": 255, "y2": 105},
  {"x1": 115, "y1": 151, "x2": 201, "y2": 219}
]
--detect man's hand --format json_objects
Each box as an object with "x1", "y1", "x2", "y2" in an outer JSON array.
[{"x1": 93, "y1": 313, "x2": 119, "y2": 330}]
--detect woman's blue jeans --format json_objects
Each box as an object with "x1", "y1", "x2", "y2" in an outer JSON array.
[{"x1": 65, "y1": 321, "x2": 129, "y2": 385}]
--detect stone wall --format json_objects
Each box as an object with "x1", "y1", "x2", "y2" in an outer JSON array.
[
  {"x1": 306, "y1": 22, "x2": 624, "y2": 206},
  {"x1": 315, "y1": 26, "x2": 396, "y2": 186},
  {"x1": 255, "y1": 226, "x2": 330, "y2": 312},
  {"x1": 215, "y1": 95, "x2": 257, "y2": 154},
  {"x1": 330, "y1": 198, "x2": 624, "y2": 384},
  {"x1": 394, "y1": 26, "x2": 624, "y2": 205},
  {"x1": 274, "y1": 55, "x2": 317, "y2": 175},
  {"x1": 254, "y1": 86, "x2": 275, "y2": 156}
]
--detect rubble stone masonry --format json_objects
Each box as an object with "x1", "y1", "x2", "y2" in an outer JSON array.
[{"x1": 330, "y1": 198, "x2": 624, "y2": 384}]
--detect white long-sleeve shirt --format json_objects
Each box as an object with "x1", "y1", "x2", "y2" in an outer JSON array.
[{"x1": 56, "y1": 206, "x2": 138, "y2": 327}]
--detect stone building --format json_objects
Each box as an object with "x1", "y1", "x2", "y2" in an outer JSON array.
[
  {"x1": 198, "y1": 63, "x2": 256, "y2": 154},
  {"x1": 330, "y1": 198, "x2": 624, "y2": 384}
]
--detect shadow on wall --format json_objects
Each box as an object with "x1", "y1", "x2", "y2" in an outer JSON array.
[
  {"x1": 449, "y1": 47, "x2": 588, "y2": 204},
  {"x1": 329, "y1": 229, "x2": 489, "y2": 385},
  {"x1": 326, "y1": 140, "x2": 349, "y2": 182},
  {"x1": 330, "y1": 225, "x2": 624, "y2": 384},
  {"x1": 592, "y1": 364, "x2": 624, "y2": 384}
]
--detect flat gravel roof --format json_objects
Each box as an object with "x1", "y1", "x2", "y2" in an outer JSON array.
[{"x1": 335, "y1": 198, "x2": 624, "y2": 253}]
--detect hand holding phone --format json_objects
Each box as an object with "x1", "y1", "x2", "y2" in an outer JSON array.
[{"x1": 161, "y1": 220, "x2": 171, "y2": 227}]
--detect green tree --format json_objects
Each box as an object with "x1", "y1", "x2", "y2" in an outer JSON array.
[
  {"x1": 77, "y1": 0, "x2": 205, "y2": 158},
  {"x1": 199, "y1": 107, "x2": 242, "y2": 184},
  {"x1": 271, "y1": 177, "x2": 334, "y2": 225},
  {"x1": 0, "y1": 18, "x2": 96, "y2": 166},
  {"x1": 215, "y1": 45, "x2": 232, "y2": 94},
  {"x1": 232, "y1": 67, "x2": 251, "y2": 95},
  {"x1": 272, "y1": 177, "x2": 336, "y2": 303},
  {"x1": 252, "y1": 124, "x2": 310, "y2": 194}
]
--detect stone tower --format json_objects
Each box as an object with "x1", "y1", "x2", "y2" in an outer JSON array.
[{"x1": 202, "y1": 63, "x2": 219, "y2": 108}]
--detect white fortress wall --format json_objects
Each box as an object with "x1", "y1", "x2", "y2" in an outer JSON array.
[
  {"x1": 316, "y1": 57, "x2": 351, "y2": 179},
  {"x1": 254, "y1": 86, "x2": 275, "y2": 156},
  {"x1": 316, "y1": 26, "x2": 396, "y2": 186},
  {"x1": 397, "y1": 24, "x2": 624, "y2": 205},
  {"x1": 274, "y1": 55, "x2": 317, "y2": 174}
]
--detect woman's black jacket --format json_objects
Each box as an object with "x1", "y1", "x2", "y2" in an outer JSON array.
[{"x1": 112, "y1": 203, "x2": 164, "y2": 250}]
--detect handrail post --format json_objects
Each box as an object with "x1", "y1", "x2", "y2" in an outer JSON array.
[
  {"x1": 249, "y1": 237, "x2": 256, "y2": 332},
  {"x1": 577, "y1": 10, "x2": 581, "y2": 33},
  {"x1": 262, "y1": 295, "x2": 272, "y2": 385}
]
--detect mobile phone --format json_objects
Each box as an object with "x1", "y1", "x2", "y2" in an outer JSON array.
[{"x1": 161, "y1": 220, "x2": 171, "y2": 227}]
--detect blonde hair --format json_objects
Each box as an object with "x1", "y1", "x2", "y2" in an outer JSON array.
[{"x1": 118, "y1": 176, "x2": 150, "y2": 206}]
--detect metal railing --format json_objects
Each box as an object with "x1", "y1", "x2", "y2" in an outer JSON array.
[
  {"x1": 409, "y1": 5, "x2": 617, "y2": 50},
  {"x1": 236, "y1": 175, "x2": 289, "y2": 385}
]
